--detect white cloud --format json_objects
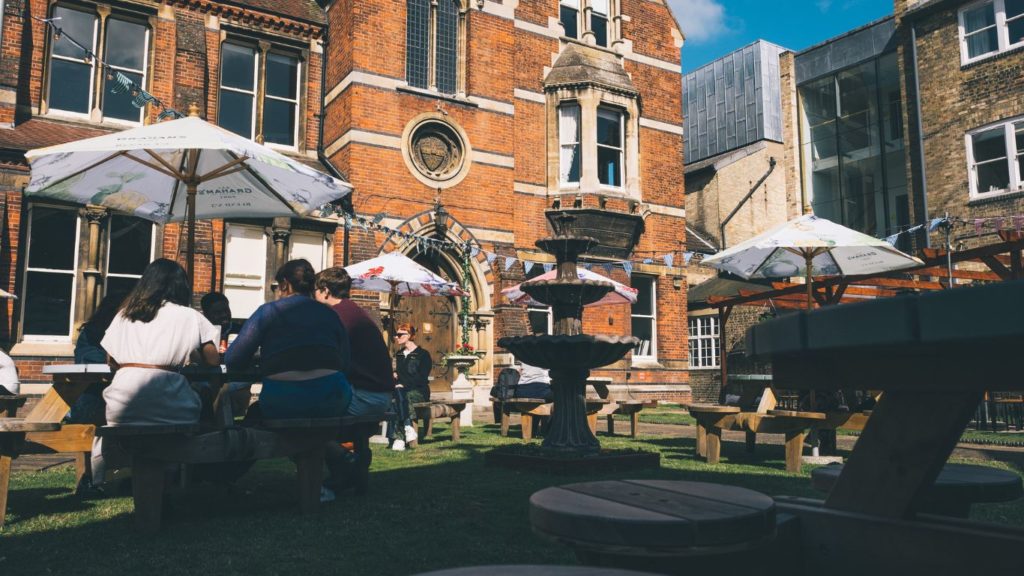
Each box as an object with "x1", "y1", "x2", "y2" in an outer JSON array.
[
  {"x1": 667, "y1": 0, "x2": 730, "y2": 44},
  {"x1": 817, "y1": 0, "x2": 833, "y2": 11}
]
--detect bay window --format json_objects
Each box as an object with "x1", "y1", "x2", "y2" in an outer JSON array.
[
  {"x1": 967, "y1": 118, "x2": 1024, "y2": 198},
  {"x1": 959, "y1": 0, "x2": 1024, "y2": 64},
  {"x1": 47, "y1": 5, "x2": 150, "y2": 123},
  {"x1": 559, "y1": 104, "x2": 582, "y2": 186}
]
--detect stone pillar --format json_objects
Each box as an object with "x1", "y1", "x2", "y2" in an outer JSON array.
[
  {"x1": 271, "y1": 218, "x2": 291, "y2": 272},
  {"x1": 579, "y1": 88, "x2": 600, "y2": 192},
  {"x1": 82, "y1": 205, "x2": 108, "y2": 324},
  {"x1": 90, "y1": 5, "x2": 112, "y2": 123},
  {"x1": 255, "y1": 41, "x2": 271, "y2": 144}
]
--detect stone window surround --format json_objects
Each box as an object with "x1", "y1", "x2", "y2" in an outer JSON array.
[
  {"x1": 545, "y1": 85, "x2": 641, "y2": 199},
  {"x1": 217, "y1": 32, "x2": 309, "y2": 153},
  {"x1": 965, "y1": 115, "x2": 1024, "y2": 200},
  {"x1": 557, "y1": 0, "x2": 623, "y2": 50},
  {"x1": 405, "y1": 0, "x2": 471, "y2": 99},
  {"x1": 40, "y1": 2, "x2": 155, "y2": 127},
  {"x1": 957, "y1": 0, "x2": 1024, "y2": 66},
  {"x1": 17, "y1": 202, "x2": 161, "y2": 345}
]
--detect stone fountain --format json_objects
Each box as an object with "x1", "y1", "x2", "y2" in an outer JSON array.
[{"x1": 498, "y1": 220, "x2": 638, "y2": 453}]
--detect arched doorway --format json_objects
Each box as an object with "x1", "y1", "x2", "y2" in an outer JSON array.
[{"x1": 389, "y1": 253, "x2": 461, "y2": 394}]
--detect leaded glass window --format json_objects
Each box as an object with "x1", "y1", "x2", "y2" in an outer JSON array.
[{"x1": 406, "y1": 0, "x2": 430, "y2": 89}]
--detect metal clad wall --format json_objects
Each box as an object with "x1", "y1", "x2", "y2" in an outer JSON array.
[
  {"x1": 794, "y1": 16, "x2": 896, "y2": 84},
  {"x1": 684, "y1": 40, "x2": 786, "y2": 164}
]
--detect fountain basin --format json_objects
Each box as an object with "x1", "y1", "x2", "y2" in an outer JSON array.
[
  {"x1": 520, "y1": 279, "x2": 614, "y2": 308},
  {"x1": 535, "y1": 236, "x2": 600, "y2": 261},
  {"x1": 498, "y1": 334, "x2": 639, "y2": 370}
]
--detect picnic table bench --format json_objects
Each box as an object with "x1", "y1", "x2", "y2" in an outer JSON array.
[
  {"x1": 415, "y1": 566, "x2": 664, "y2": 576},
  {"x1": 811, "y1": 462, "x2": 1023, "y2": 518},
  {"x1": 604, "y1": 400, "x2": 657, "y2": 438},
  {"x1": 529, "y1": 479, "x2": 796, "y2": 575},
  {"x1": 745, "y1": 280, "x2": 1024, "y2": 574},
  {"x1": 493, "y1": 397, "x2": 609, "y2": 442},
  {"x1": 0, "y1": 418, "x2": 62, "y2": 527},
  {"x1": 412, "y1": 399, "x2": 471, "y2": 443}
]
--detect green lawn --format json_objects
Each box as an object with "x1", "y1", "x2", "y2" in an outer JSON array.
[{"x1": 1, "y1": 423, "x2": 1022, "y2": 575}]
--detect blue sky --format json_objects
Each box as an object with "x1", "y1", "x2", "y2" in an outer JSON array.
[{"x1": 669, "y1": 0, "x2": 896, "y2": 73}]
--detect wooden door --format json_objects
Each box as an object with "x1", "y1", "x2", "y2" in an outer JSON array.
[{"x1": 404, "y1": 295, "x2": 456, "y2": 393}]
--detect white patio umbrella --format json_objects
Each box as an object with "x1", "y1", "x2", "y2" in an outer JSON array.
[
  {"x1": 502, "y1": 267, "x2": 638, "y2": 306},
  {"x1": 701, "y1": 214, "x2": 923, "y2": 309},
  {"x1": 23, "y1": 111, "x2": 352, "y2": 280},
  {"x1": 345, "y1": 251, "x2": 468, "y2": 297}
]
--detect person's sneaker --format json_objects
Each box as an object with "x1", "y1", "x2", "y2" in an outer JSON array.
[
  {"x1": 405, "y1": 425, "x2": 418, "y2": 445},
  {"x1": 320, "y1": 486, "x2": 336, "y2": 503},
  {"x1": 391, "y1": 439, "x2": 406, "y2": 451},
  {"x1": 75, "y1": 477, "x2": 107, "y2": 500}
]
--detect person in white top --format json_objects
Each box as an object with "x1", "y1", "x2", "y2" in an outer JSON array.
[
  {"x1": 0, "y1": 349, "x2": 19, "y2": 395},
  {"x1": 89, "y1": 259, "x2": 221, "y2": 493}
]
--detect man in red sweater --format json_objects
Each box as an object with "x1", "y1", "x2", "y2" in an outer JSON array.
[{"x1": 314, "y1": 267, "x2": 395, "y2": 416}]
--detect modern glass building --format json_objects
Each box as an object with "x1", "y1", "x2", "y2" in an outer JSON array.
[{"x1": 796, "y1": 17, "x2": 910, "y2": 240}]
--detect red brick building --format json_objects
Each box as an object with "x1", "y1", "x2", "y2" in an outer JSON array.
[{"x1": 0, "y1": 0, "x2": 689, "y2": 403}]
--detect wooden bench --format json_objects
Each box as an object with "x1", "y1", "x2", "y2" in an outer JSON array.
[
  {"x1": 412, "y1": 400, "x2": 471, "y2": 443},
  {"x1": 494, "y1": 397, "x2": 609, "y2": 442},
  {"x1": 811, "y1": 462, "x2": 1023, "y2": 518},
  {"x1": 0, "y1": 394, "x2": 28, "y2": 417},
  {"x1": 604, "y1": 400, "x2": 657, "y2": 438},
  {"x1": 529, "y1": 479, "x2": 795, "y2": 575},
  {"x1": 98, "y1": 412, "x2": 387, "y2": 532},
  {"x1": 0, "y1": 418, "x2": 62, "y2": 527}
]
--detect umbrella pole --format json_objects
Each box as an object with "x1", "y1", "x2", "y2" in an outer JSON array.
[
  {"x1": 805, "y1": 251, "x2": 814, "y2": 310},
  {"x1": 186, "y1": 181, "x2": 197, "y2": 284}
]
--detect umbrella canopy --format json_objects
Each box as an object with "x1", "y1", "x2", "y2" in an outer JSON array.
[
  {"x1": 24, "y1": 114, "x2": 352, "y2": 279},
  {"x1": 502, "y1": 268, "x2": 638, "y2": 307},
  {"x1": 345, "y1": 252, "x2": 468, "y2": 297},
  {"x1": 701, "y1": 214, "x2": 923, "y2": 307}
]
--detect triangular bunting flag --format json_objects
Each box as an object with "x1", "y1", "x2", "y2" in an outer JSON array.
[
  {"x1": 524, "y1": 261, "x2": 535, "y2": 274},
  {"x1": 602, "y1": 264, "x2": 613, "y2": 274},
  {"x1": 622, "y1": 261, "x2": 633, "y2": 275},
  {"x1": 664, "y1": 254, "x2": 674, "y2": 268},
  {"x1": 683, "y1": 252, "x2": 694, "y2": 265},
  {"x1": 643, "y1": 258, "x2": 653, "y2": 264},
  {"x1": 542, "y1": 263, "x2": 554, "y2": 273},
  {"x1": 485, "y1": 252, "x2": 497, "y2": 265},
  {"x1": 504, "y1": 256, "x2": 515, "y2": 272},
  {"x1": 884, "y1": 234, "x2": 899, "y2": 247}
]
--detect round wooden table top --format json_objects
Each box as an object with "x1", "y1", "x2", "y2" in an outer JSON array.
[
  {"x1": 413, "y1": 566, "x2": 663, "y2": 576},
  {"x1": 767, "y1": 409, "x2": 827, "y2": 420},
  {"x1": 530, "y1": 479, "x2": 775, "y2": 550},
  {"x1": 687, "y1": 403, "x2": 741, "y2": 414},
  {"x1": 812, "y1": 462, "x2": 1023, "y2": 503},
  {"x1": 0, "y1": 419, "x2": 60, "y2": 433}
]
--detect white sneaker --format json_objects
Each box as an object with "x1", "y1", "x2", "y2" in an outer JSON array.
[
  {"x1": 405, "y1": 425, "x2": 418, "y2": 444},
  {"x1": 320, "y1": 486, "x2": 336, "y2": 503},
  {"x1": 391, "y1": 439, "x2": 406, "y2": 451}
]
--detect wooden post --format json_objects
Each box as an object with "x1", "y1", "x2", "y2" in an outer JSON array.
[
  {"x1": 132, "y1": 456, "x2": 166, "y2": 533},
  {"x1": 0, "y1": 455, "x2": 10, "y2": 528},
  {"x1": 718, "y1": 305, "x2": 732, "y2": 402}
]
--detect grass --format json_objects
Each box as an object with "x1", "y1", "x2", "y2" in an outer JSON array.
[{"x1": 1, "y1": 422, "x2": 1022, "y2": 575}]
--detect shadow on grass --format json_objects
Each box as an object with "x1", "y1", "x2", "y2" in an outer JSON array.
[{"x1": 2, "y1": 424, "x2": 1021, "y2": 575}]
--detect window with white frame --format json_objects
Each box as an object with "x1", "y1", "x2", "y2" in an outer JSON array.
[
  {"x1": 559, "y1": 104, "x2": 581, "y2": 186},
  {"x1": 688, "y1": 315, "x2": 720, "y2": 369},
  {"x1": 218, "y1": 42, "x2": 301, "y2": 147},
  {"x1": 22, "y1": 207, "x2": 79, "y2": 339},
  {"x1": 597, "y1": 107, "x2": 624, "y2": 188},
  {"x1": 525, "y1": 265, "x2": 553, "y2": 335},
  {"x1": 47, "y1": 5, "x2": 150, "y2": 123},
  {"x1": 559, "y1": 0, "x2": 615, "y2": 47},
  {"x1": 288, "y1": 230, "x2": 332, "y2": 272},
  {"x1": 959, "y1": 0, "x2": 1024, "y2": 64},
  {"x1": 967, "y1": 118, "x2": 1024, "y2": 197},
  {"x1": 630, "y1": 275, "x2": 656, "y2": 359}
]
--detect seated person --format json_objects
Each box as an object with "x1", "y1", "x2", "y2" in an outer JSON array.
[
  {"x1": 225, "y1": 259, "x2": 353, "y2": 421},
  {"x1": 68, "y1": 292, "x2": 126, "y2": 425},
  {"x1": 513, "y1": 314, "x2": 552, "y2": 401},
  {"x1": 92, "y1": 259, "x2": 221, "y2": 494},
  {"x1": 0, "y1": 348, "x2": 19, "y2": 396},
  {"x1": 200, "y1": 292, "x2": 251, "y2": 417},
  {"x1": 390, "y1": 323, "x2": 431, "y2": 451}
]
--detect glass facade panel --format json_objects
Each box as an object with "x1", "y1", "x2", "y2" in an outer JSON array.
[
  {"x1": 406, "y1": 0, "x2": 430, "y2": 89},
  {"x1": 800, "y1": 53, "x2": 909, "y2": 240}
]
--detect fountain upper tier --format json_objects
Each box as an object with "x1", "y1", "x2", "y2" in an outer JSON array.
[{"x1": 497, "y1": 334, "x2": 639, "y2": 371}]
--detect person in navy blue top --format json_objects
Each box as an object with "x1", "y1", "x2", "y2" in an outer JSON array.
[{"x1": 225, "y1": 259, "x2": 353, "y2": 420}]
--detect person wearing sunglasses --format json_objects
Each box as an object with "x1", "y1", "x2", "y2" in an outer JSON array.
[{"x1": 390, "y1": 323, "x2": 432, "y2": 450}]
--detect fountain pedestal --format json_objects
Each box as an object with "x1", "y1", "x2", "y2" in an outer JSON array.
[{"x1": 447, "y1": 355, "x2": 478, "y2": 427}]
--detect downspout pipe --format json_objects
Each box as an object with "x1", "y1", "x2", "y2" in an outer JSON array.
[
  {"x1": 719, "y1": 156, "x2": 776, "y2": 249},
  {"x1": 316, "y1": 5, "x2": 354, "y2": 265},
  {"x1": 910, "y1": 23, "x2": 930, "y2": 248}
]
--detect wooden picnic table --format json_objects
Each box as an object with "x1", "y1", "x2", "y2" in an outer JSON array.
[{"x1": 746, "y1": 280, "x2": 1024, "y2": 574}]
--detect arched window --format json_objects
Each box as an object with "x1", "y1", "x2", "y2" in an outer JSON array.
[{"x1": 406, "y1": 0, "x2": 465, "y2": 95}]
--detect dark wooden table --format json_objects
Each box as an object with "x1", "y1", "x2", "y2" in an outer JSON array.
[
  {"x1": 413, "y1": 567, "x2": 663, "y2": 576},
  {"x1": 746, "y1": 280, "x2": 1024, "y2": 574}
]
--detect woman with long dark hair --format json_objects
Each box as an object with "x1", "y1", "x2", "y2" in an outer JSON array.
[
  {"x1": 88, "y1": 259, "x2": 220, "y2": 494},
  {"x1": 100, "y1": 258, "x2": 221, "y2": 425},
  {"x1": 225, "y1": 259, "x2": 352, "y2": 419}
]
